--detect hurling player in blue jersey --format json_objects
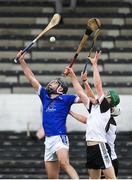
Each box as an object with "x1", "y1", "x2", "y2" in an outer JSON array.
[
  {"x1": 16, "y1": 51, "x2": 80, "y2": 179},
  {"x1": 31, "y1": 110, "x2": 87, "y2": 142}
]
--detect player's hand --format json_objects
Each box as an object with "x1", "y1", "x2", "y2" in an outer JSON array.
[
  {"x1": 63, "y1": 66, "x2": 69, "y2": 76},
  {"x1": 81, "y1": 72, "x2": 88, "y2": 82},
  {"x1": 64, "y1": 66, "x2": 75, "y2": 78},
  {"x1": 69, "y1": 110, "x2": 73, "y2": 116},
  {"x1": 88, "y1": 51, "x2": 101, "y2": 65},
  {"x1": 16, "y1": 50, "x2": 25, "y2": 61}
]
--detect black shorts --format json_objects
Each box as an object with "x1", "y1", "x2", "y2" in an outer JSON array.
[
  {"x1": 112, "y1": 158, "x2": 119, "y2": 177},
  {"x1": 101, "y1": 158, "x2": 119, "y2": 178},
  {"x1": 86, "y1": 143, "x2": 112, "y2": 169}
]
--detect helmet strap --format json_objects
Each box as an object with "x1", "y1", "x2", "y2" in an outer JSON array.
[
  {"x1": 47, "y1": 85, "x2": 63, "y2": 95},
  {"x1": 56, "y1": 85, "x2": 63, "y2": 94}
]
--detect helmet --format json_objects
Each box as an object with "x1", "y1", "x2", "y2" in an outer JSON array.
[
  {"x1": 109, "y1": 90, "x2": 120, "y2": 107},
  {"x1": 111, "y1": 106, "x2": 121, "y2": 117},
  {"x1": 46, "y1": 78, "x2": 68, "y2": 95},
  {"x1": 57, "y1": 78, "x2": 68, "y2": 94}
]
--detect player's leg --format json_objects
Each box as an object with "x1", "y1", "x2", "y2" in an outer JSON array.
[
  {"x1": 55, "y1": 135, "x2": 79, "y2": 179},
  {"x1": 86, "y1": 142, "x2": 116, "y2": 179},
  {"x1": 86, "y1": 143, "x2": 102, "y2": 179},
  {"x1": 112, "y1": 159, "x2": 119, "y2": 177},
  {"x1": 45, "y1": 161, "x2": 60, "y2": 179},
  {"x1": 56, "y1": 148, "x2": 79, "y2": 179},
  {"x1": 102, "y1": 166, "x2": 116, "y2": 179},
  {"x1": 99, "y1": 143, "x2": 116, "y2": 179},
  {"x1": 44, "y1": 136, "x2": 60, "y2": 178},
  {"x1": 100, "y1": 143, "x2": 112, "y2": 179},
  {"x1": 88, "y1": 169, "x2": 101, "y2": 179}
]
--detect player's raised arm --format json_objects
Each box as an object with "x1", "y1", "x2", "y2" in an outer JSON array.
[
  {"x1": 64, "y1": 67, "x2": 96, "y2": 106},
  {"x1": 16, "y1": 50, "x2": 40, "y2": 92},
  {"x1": 81, "y1": 72, "x2": 96, "y2": 100},
  {"x1": 88, "y1": 51, "x2": 104, "y2": 98},
  {"x1": 69, "y1": 110, "x2": 87, "y2": 124}
]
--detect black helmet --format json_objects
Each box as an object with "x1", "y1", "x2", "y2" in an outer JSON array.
[
  {"x1": 57, "y1": 78, "x2": 68, "y2": 94},
  {"x1": 46, "y1": 78, "x2": 68, "y2": 95}
]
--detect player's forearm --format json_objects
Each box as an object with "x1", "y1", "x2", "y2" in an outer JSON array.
[
  {"x1": 92, "y1": 64, "x2": 102, "y2": 91},
  {"x1": 70, "y1": 111, "x2": 87, "y2": 124},
  {"x1": 70, "y1": 75, "x2": 84, "y2": 97},
  {"x1": 19, "y1": 59, "x2": 40, "y2": 91},
  {"x1": 83, "y1": 81, "x2": 95, "y2": 99},
  {"x1": 19, "y1": 59, "x2": 35, "y2": 80},
  {"x1": 70, "y1": 74, "x2": 90, "y2": 105}
]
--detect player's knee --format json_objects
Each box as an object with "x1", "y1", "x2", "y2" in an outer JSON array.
[
  {"x1": 103, "y1": 168, "x2": 116, "y2": 179},
  {"x1": 59, "y1": 159, "x2": 70, "y2": 169}
]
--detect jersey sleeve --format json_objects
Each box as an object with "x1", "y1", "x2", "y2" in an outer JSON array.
[
  {"x1": 37, "y1": 85, "x2": 46, "y2": 102},
  {"x1": 85, "y1": 100, "x2": 92, "y2": 112},
  {"x1": 65, "y1": 94, "x2": 79, "y2": 106},
  {"x1": 100, "y1": 96, "x2": 110, "y2": 113},
  {"x1": 105, "y1": 116, "x2": 116, "y2": 132}
]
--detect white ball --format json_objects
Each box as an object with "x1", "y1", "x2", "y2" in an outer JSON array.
[{"x1": 50, "y1": 36, "x2": 56, "y2": 42}]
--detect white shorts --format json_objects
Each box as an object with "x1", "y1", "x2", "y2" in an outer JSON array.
[{"x1": 44, "y1": 135, "x2": 69, "y2": 162}]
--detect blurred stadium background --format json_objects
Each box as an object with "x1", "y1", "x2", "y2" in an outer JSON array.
[{"x1": 0, "y1": 0, "x2": 132, "y2": 179}]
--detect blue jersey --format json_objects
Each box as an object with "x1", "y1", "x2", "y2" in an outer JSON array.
[{"x1": 38, "y1": 86, "x2": 77, "y2": 136}]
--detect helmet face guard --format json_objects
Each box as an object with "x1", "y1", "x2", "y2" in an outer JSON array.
[
  {"x1": 111, "y1": 106, "x2": 121, "y2": 117},
  {"x1": 107, "y1": 90, "x2": 120, "y2": 107},
  {"x1": 46, "y1": 84, "x2": 55, "y2": 94},
  {"x1": 46, "y1": 78, "x2": 68, "y2": 95},
  {"x1": 57, "y1": 78, "x2": 68, "y2": 94}
]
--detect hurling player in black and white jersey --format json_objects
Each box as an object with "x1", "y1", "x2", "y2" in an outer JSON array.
[
  {"x1": 105, "y1": 106, "x2": 121, "y2": 177},
  {"x1": 81, "y1": 71, "x2": 121, "y2": 178},
  {"x1": 65, "y1": 51, "x2": 120, "y2": 179}
]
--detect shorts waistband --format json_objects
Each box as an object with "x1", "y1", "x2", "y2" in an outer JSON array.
[
  {"x1": 46, "y1": 134, "x2": 67, "y2": 137},
  {"x1": 86, "y1": 141, "x2": 101, "y2": 146}
]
